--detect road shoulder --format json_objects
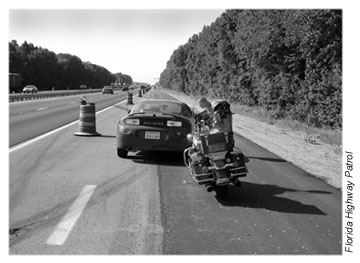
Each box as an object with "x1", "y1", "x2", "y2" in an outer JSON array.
[{"x1": 160, "y1": 88, "x2": 341, "y2": 189}]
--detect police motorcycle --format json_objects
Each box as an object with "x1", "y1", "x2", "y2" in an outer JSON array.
[{"x1": 183, "y1": 100, "x2": 248, "y2": 198}]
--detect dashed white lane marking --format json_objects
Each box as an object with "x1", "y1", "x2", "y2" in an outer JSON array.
[
  {"x1": 46, "y1": 185, "x2": 96, "y2": 246},
  {"x1": 36, "y1": 107, "x2": 48, "y2": 111}
]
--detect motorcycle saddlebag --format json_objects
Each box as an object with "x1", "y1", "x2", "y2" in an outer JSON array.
[{"x1": 188, "y1": 152, "x2": 213, "y2": 184}]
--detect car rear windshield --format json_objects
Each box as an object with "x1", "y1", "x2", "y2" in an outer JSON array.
[{"x1": 132, "y1": 101, "x2": 192, "y2": 117}]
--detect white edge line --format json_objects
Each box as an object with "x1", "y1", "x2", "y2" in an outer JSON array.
[
  {"x1": 36, "y1": 107, "x2": 48, "y2": 111},
  {"x1": 46, "y1": 185, "x2": 97, "y2": 246},
  {"x1": 9, "y1": 98, "x2": 129, "y2": 153}
]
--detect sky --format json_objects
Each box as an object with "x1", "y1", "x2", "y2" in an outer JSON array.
[{"x1": 9, "y1": 9, "x2": 224, "y2": 85}]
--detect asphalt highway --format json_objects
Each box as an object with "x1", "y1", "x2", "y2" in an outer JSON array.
[
  {"x1": 9, "y1": 89, "x2": 342, "y2": 255},
  {"x1": 9, "y1": 89, "x2": 129, "y2": 147}
]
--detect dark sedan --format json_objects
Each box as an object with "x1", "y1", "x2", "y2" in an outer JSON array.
[{"x1": 116, "y1": 99, "x2": 194, "y2": 158}]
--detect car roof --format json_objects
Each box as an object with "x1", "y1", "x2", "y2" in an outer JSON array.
[{"x1": 137, "y1": 99, "x2": 186, "y2": 105}]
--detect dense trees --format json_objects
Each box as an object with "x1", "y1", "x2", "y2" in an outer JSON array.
[
  {"x1": 160, "y1": 9, "x2": 342, "y2": 129},
  {"x1": 9, "y1": 40, "x2": 132, "y2": 92}
]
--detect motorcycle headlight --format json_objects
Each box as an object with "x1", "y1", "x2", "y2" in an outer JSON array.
[
  {"x1": 167, "y1": 120, "x2": 182, "y2": 127},
  {"x1": 124, "y1": 119, "x2": 140, "y2": 125}
]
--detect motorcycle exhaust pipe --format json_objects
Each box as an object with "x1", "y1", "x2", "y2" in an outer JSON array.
[
  {"x1": 234, "y1": 178, "x2": 242, "y2": 187},
  {"x1": 206, "y1": 185, "x2": 213, "y2": 192}
]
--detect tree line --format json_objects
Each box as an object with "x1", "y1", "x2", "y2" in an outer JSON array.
[
  {"x1": 160, "y1": 9, "x2": 342, "y2": 129},
  {"x1": 9, "y1": 40, "x2": 133, "y2": 92}
]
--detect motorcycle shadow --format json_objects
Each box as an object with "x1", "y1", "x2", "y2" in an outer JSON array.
[
  {"x1": 128, "y1": 151, "x2": 186, "y2": 167},
  {"x1": 215, "y1": 181, "x2": 331, "y2": 215}
]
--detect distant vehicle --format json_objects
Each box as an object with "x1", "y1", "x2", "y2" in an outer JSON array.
[
  {"x1": 102, "y1": 86, "x2": 114, "y2": 94},
  {"x1": 9, "y1": 73, "x2": 22, "y2": 93},
  {"x1": 122, "y1": 86, "x2": 129, "y2": 91},
  {"x1": 22, "y1": 85, "x2": 38, "y2": 93},
  {"x1": 116, "y1": 99, "x2": 194, "y2": 158},
  {"x1": 80, "y1": 84, "x2": 87, "y2": 89}
]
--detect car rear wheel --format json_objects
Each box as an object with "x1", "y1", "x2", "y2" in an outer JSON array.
[{"x1": 117, "y1": 148, "x2": 128, "y2": 158}]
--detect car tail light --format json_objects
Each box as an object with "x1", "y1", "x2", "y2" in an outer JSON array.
[
  {"x1": 167, "y1": 120, "x2": 182, "y2": 127},
  {"x1": 124, "y1": 119, "x2": 140, "y2": 125}
]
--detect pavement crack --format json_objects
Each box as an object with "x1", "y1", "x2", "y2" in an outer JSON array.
[
  {"x1": 9, "y1": 227, "x2": 22, "y2": 236},
  {"x1": 9, "y1": 221, "x2": 40, "y2": 236}
]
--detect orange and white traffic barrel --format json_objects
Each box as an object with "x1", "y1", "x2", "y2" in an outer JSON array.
[
  {"x1": 127, "y1": 92, "x2": 133, "y2": 105},
  {"x1": 74, "y1": 102, "x2": 101, "y2": 136}
]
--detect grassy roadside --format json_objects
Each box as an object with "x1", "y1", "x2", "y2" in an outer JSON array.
[
  {"x1": 230, "y1": 104, "x2": 342, "y2": 153},
  {"x1": 184, "y1": 89, "x2": 342, "y2": 149}
]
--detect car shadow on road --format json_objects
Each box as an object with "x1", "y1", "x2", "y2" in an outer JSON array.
[
  {"x1": 216, "y1": 182, "x2": 331, "y2": 215},
  {"x1": 127, "y1": 151, "x2": 186, "y2": 167},
  {"x1": 99, "y1": 134, "x2": 116, "y2": 138}
]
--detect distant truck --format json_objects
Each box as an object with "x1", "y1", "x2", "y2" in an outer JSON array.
[{"x1": 9, "y1": 73, "x2": 22, "y2": 93}]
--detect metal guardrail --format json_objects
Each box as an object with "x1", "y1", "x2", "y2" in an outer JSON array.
[{"x1": 9, "y1": 89, "x2": 102, "y2": 103}]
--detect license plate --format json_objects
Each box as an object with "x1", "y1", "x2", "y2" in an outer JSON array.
[{"x1": 145, "y1": 131, "x2": 160, "y2": 140}]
